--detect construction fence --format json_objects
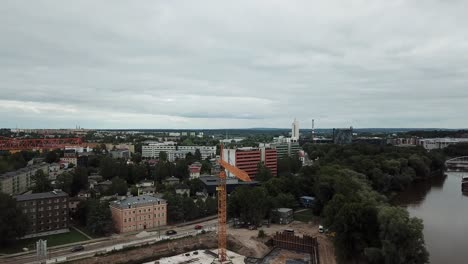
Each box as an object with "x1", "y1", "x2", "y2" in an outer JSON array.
[{"x1": 272, "y1": 232, "x2": 320, "y2": 264}]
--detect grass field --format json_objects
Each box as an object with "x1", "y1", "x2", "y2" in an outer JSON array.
[
  {"x1": 0, "y1": 228, "x2": 90, "y2": 254},
  {"x1": 293, "y1": 209, "x2": 316, "y2": 223}
]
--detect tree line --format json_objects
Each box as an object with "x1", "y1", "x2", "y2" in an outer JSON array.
[{"x1": 226, "y1": 143, "x2": 444, "y2": 264}]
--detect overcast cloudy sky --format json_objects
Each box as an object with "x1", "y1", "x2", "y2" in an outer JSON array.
[{"x1": 1, "y1": 1, "x2": 467, "y2": 129}]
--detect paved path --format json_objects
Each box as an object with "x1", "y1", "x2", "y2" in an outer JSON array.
[{"x1": 72, "y1": 226, "x2": 93, "y2": 240}]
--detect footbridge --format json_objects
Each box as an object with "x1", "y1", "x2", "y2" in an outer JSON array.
[{"x1": 446, "y1": 156, "x2": 468, "y2": 172}]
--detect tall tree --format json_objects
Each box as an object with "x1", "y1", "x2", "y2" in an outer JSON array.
[
  {"x1": 0, "y1": 193, "x2": 29, "y2": 246},
  {"x1": 110, "y1": 177, "x2": 128, "y2": 195},
  {"x1": 32, "y1": 169, "x2": 52, "y2": 193},
  {"x1": 194, "y1": 149, "x2": 202, "y2": 161},
  {"x1": 256, "y1": 163, "x2": 273, "y2": 182},
  {"x1": 99, "y1": 156, "x2": 116, "y2": 180},
  {"x1": 71, "y1": 167, "x2": 89, "y2": 196},
  {"x1": 376, "y1": 206, "x2": 428, "y2": 264},
  {"x1": 175, "y1": 159, "x2": 189, "y2": 180},
  {"x1": 55, "y1": 172, "x2": 74, "y2": 194},
  {"x1": 86, "y1": 200, "x2": 114, "y2": 236},
  {"x1": 159, "y1": 151, "x2": 168, "y2": 162}
]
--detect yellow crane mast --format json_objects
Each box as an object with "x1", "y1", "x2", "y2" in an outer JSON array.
[{"x1": 216, "y1": 145, "x2": 251, "y2": 262}]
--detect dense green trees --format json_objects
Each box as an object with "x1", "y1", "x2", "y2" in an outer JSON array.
[
  {"x1": 163, "y1": 192, "x2": 217, "y2": 223},
  {"x1": 0, "y1": 193, "x2": 29, "y2": 246},
  {"x1": 256, "y1": 163, "x2": 273, "y2": 182},
  {"x1": 0, "y1": 150, "x2": 39, "y2": 174},
  {"x1": 368, "y1": 206, "x2": 429, "y2": 264},
  {"x1": 32, "y1": 169, "x2": 52, "y2": 193},
  {"x1": 74, "y1": 199, "x2": 113, "y2": 236},
  {"x1": 109, "y1": 177, "x2": 128, "y2": 195},
  {"x1": 303, "y1": 143, "x2": 445, "y2": 193},
  {"x1": 311, "y1": 164, "x2": 429, "y2": 264}
]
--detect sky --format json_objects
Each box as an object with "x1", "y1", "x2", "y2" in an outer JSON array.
[{"x1": 1, "y1": 0, "x2": 468, "y2": 129}]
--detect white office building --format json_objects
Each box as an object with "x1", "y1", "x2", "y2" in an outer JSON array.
[
  {"x1": 142, "y1": 142, "x2": 216, "y2": 161},
  {"x1": 291, "y1": 118, "x2": 300, "y2": 142},
  {"x1": 417, "y1": 138, "x2": 468, "y2": 150}
]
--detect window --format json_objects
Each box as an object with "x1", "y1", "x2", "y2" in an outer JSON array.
[
  {"x1": 124, "y1": 219, "x2": 127, "y2": 223},
  {"x1": 63, "y1": 204, "x2": 67, "y2": 208}
]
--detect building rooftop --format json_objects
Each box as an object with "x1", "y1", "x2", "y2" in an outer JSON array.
[
  {"x1": 0, "y1": 163, "x2": 48, "y2": 179},
  {"x1": 111, "y1": 195, "x2": 166, "y2": 209},
  {"x1": 14, "y1": 190, "x2": 68, "y2": 201},
  {"x1": 144, "y1": 249, "x2": 245, "y2": 264},
  {"x1": 300, "y1": 196, "x2": 315, "y2": 200},
  {"x1": 275, "y1": 208, "x2": 293, "y2": 213},
  {"x1": 198, "y1": 175, "x2": 258, "y2": 186},
  {"x1": 164, "y1": 176, "x2": 180, "y2": 182}
]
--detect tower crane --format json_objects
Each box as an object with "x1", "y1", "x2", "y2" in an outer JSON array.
[{"x1": 216, "y1": 145, "x2": 251, "y2": 263}]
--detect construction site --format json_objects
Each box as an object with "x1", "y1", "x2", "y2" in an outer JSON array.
[{"x1": 66, "y1": 219, "x2": 335, "y2": 264}]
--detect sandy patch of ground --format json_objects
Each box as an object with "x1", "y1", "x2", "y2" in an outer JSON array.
[{"x1": 226, "y1": 221, "x2": 336, "y2": 264}]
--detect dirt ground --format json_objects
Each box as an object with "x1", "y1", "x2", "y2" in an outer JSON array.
[
  {"x1": 70, "y1": 234, "x2": 218, "y2": 264},
  {"x1": 261, "y1": 248, "x2": 310, "y2": 264},
  {"x1": 226, "y1": 221, "x2": 336, "y2": 264}
]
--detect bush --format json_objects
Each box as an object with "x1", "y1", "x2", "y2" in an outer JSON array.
[{"x1": 258, "y1": 229, "x2": 266, "y2": 238}]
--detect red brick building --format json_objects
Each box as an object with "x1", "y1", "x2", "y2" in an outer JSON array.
[{"x1": 222, "y1": 147, "x2": 277, "y2": 178}]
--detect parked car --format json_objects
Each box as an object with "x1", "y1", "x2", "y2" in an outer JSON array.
[
  {"x1": 194, "y1": 225, "x2": 203, "y2": 230},
  {"x1": 319, "y1": 225, "x2": 324, "y2": 233},
  {"x1": 166, "y1": 230, "x2": 177, "y2": 235},
  {"x1": 71, "y1": 245, "x2": 84, "y2": 252},
  {"x1": 248, "y1": 225, "x2": 257, "y2": 230}
]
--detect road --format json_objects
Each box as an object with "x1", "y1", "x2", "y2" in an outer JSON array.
[{"x1": 1, "y1": 218, "x2": 218, "y2": 264}]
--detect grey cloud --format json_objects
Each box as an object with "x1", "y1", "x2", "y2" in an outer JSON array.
[{"x1": 1, "y1": 0, "x2": 468, "y2": 129}]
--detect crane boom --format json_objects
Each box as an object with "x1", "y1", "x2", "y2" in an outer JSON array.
[{"x1": 216, "y1": 145, "x2": 251, "y2": 262}]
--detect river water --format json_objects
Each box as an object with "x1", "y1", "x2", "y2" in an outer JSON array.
[{"x1": 394, "y1": 172, "x2": 468, "y2": 264}]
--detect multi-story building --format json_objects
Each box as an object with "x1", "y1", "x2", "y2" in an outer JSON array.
[
  {"x1": 110, "y1": 195, "x2": 167, "y2": 233},
  {"x1": 142, "y1": 142, "x2": 216, "y2": 161},
  {"x1": 14, "y1": 190, "x2": 70, "y2": 238},
  {"x1": 222, "y1": 147, "x2": 277, "y2": 178},
  {"x1": 189, "y1": 162, "x2": 202, "y2": 179},
  {"x1": 0, "y1": 163, "x2": 49, "y2": 195},
  {"x1": 265, "y1": 141, "x2": 302, "y2": 159},
  {"x1": 291, "y1": 118, "x2": 300, "y2": 141},
  {"x1": 417, "y1": 138, "x2": 468, "y2": 150},
  {"x1": 333, "y1": 127, "x2": 353, "y2": 145},
  {"x1": 142, "y1": 142, "x2": 177, "y2": 159},
  {"x1": 110, "y1": 149, "x2": 130, "y2": 159}
]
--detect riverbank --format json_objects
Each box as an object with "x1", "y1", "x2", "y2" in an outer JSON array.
[{"x1": 394, "y1": 172, "x2": 468, "y2": 264}]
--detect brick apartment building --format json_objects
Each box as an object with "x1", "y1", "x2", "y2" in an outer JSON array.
[
  {"x1": 110, "y1": 195, "x2": 167, "y2": 233},
  {"x1": 14, "y1": 190, "x2": 70, "y2": 238},
  {"x1": 222, "y1": 147, "x2": 278, "y2": 178}
]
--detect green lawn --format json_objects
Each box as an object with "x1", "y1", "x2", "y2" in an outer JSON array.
[
  {"x1": 0, "y1": 228, "x2": 90, "y2": 254},
  {"x1": 294, "y1": 209, "x2": 316, "y2": 222}
]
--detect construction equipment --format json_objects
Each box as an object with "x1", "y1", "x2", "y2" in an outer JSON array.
[{"x1": 216, "y1": 145, "x2": 251, "y2": 263}]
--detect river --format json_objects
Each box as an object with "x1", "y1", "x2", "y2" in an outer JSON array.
[{"x1": 394, "y1": 172, "x2": 468, "y2": 264}]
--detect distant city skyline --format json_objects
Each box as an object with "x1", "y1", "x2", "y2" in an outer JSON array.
[{"x1": 1, "y1": 1, "x2": 468, "y2": 129}]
